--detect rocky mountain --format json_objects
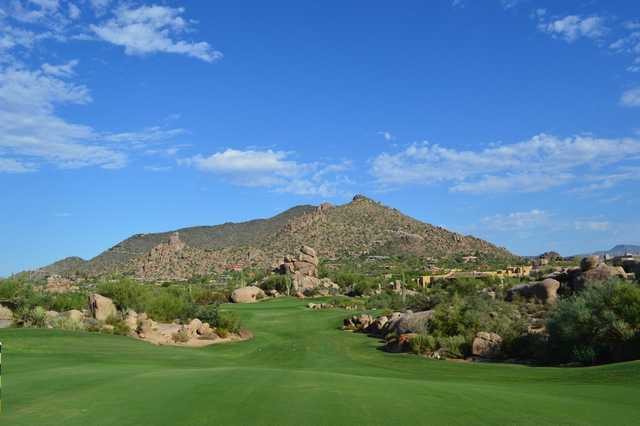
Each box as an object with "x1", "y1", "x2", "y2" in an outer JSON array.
[
  {"x1": 33, "y1": 195, "x2": 515, "y2": 281},
  {"x1": 580, "y1": 245, "x2": 640, "y2": 258}
]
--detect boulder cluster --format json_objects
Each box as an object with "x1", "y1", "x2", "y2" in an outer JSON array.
[
  {"x1": 274, "y1": 245, "x2": 339, "y2": 293},
  {"x1": 543, "y1": 256, "x2": 634, "y2": 294},
  {"x1": 343, "y1": 310, "x2": 434, "y2": 351}
]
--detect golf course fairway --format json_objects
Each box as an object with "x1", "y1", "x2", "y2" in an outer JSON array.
[{"x1": 1, "y1": 298, "x2": 639, "y2": 425}]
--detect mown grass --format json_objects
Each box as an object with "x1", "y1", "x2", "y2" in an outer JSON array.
[{"x1": 1, "y1": 297, "x2": 639, "y2": 425}]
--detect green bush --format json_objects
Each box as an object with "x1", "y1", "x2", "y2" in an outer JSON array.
[
  {"x1": 546, "y1": 280, "x2": 640, "y2": 364},
  {"x1": 259, "y1": 275, "x2": 291, "y2": 294},
  {"x1": 366, "y1": 292, "x2": 406, "y2": 310},
  {"x1": 52, "y1": 316, "x2": 85, "y2": 332},
  {"x1": 215, "y1": 310, "x2": 241, "y2": 333},
  {"x1": 21, "y1": 306, "x2": 47, "y2": 328},
  {"x1": 191, "y1": 304, "x2": 219, "y2": 325},
  {"x1": 409, "y1": 334, "x2": 437, "y2": 355},
  {"x1": 46, "y1": 292, "x2": 87, "y2": 312},
  {"x1": 97, "y1": 279, "x2": 150, "y2": 312},
  {"x1": 105, "y1": 315, "x2": 131, "y2": 336},
  {"x1": 147, "y1": 291, "x2": 191, "y2": 322}
]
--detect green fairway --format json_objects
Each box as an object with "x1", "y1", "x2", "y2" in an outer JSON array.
[{"x1": 1, "y1": 298, "x2": 639, "y2": 425}]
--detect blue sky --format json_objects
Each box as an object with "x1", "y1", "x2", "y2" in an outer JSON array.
[{"x1": 1, "y1": 0, "x2": 639, "y2": 276}]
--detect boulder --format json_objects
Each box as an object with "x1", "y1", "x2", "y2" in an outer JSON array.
[
  {"x1": 124, "y1": 310, "x2": 138, "y2": 330},
  {"x1": 388, "y1": 311, "x2": 433, "y2": 335},
  {"x1": 45, "y1": 310, "x2": 60, "y2": 327},
  {"x1": 580, "y1": 256, "x2": 600, "y2": 272},
  {"x1": 506, "y1": 279, "x2": 560, "y2": 304},
  {"x1": 582, "y1": 263, "x2": 628, "y2": 284},
  {"x1": 295, "y1": 292, "x2": 305, "y2": 299},
  {"x1": 386, "y1": 333, "x2": 419, "y2": 353},
  {"x1": 367, "y1": 315, "x2": 389, "y2": 334},
  {"x1": 293, "y1": 261, "x2": 316, "y2": 276},
  {"x1": 197, "y1": 322, "x2": 212, "y2": 336},
  {"x1": 138, "y1": 318, "x2": 157, "y2": 335},
  {"x1": 231, "y1": 286, "x2": 266, "y2": 304},
  {"x1": 0, "y1": 304, "x2": 14, "y2": 328},
  {"x1": 472, "y1": 332, "x2": 503, "y2": 358},
  {"x1": 300, "y1": 245, "x2": 317, "y2": 257},
  {"x1": 299, "y1": 253, "x2": 318, "y2": 265},
  {"x1": 65, "y1": 309, "x2": 84, "y2": 322},
  {"x1": 88, "y1": 293, "x2": 117, "y2": 321},
  {"x1": 188, "y1": 318, "x2": 203, "y2": 336}
]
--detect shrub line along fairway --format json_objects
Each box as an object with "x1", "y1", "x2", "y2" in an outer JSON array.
[{"x1": 0, "y1": 298, "x2": 639, "y2": 425}]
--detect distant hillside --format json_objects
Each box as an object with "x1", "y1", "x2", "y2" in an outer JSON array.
[
  {"x1": 32, "y1": 195, "x2": 515, "y2": 281},
  {"x1": 579, "y1": 245, "x2": 640, "y2": 258}
]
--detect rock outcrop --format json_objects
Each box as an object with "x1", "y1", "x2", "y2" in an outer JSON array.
[
  {"x1": 231, "y1": 286, "x2": 266, "y2": 303},
  {"x1": 88, "y1": 293, "x2": 117, "y2": 321},
  {"x1": 472, "y1": 332, "x2": 503, "y2": 358},
  {"x1": 506, "y1": 278, "x2": 560, "y2": 304},
  {"x1": 274, "y1": 245, "x2": 340, "y2": 292}
]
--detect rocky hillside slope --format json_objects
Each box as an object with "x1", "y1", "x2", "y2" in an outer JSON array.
[{"x1": 33, "y1": 195, "x2": 514, "y2": 281}]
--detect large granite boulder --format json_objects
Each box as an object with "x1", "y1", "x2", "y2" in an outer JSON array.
[
  {"x1": 88, "y1": 293, "x2": 117, "y2": 321},
  {"x1": 388, "y1": 310, "x2": 434, "y2": 335},
  {"x1": 231, "y1": 286, "x2": 266, "y2": 304},
  {"x1": 64, "y1": 309, "x2": 84, "y2": 322},
  {"x1": 472, "y1": 332, "x2": 503, "y2": 358},
  {"x1": 124, "y1": 309, "x2": 138, "y2": 331},
  {"x1": 506, "y1": 279, "x2": 560, "y2": 304}
]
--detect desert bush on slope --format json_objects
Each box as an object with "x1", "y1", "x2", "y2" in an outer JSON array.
[{"x1": 546, "y1": 280, "x2": 640, "y2": 365}]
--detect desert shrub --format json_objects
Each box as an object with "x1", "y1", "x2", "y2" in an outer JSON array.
[
  {"x1": 191, "y1": 304, "x2": 219, "y2": 325},
  {"x1": 215, "y1": 310, "x2": 241, "y2": 333},
  {"x1": 259, "y1": 275, "x2": 290, "y2": 294},
  {"x1": 52, "y1": 316, "x2": 85, "y2": 332},
  {"x1": 216, "y1": 328, "x2": 229, "y2": 338},
  {"x1": 546, "y1": 280, "x2": 640, "y2": 364},
  {"x1": 424, "y1": 294, "x2": 527, "y2": 358},
  {"x1": 436, "y1": 335, "x2": 468, "y2": 358},
  {"x1": 366, "y1": 292, "x2": 406, "y2": 310},
  {"x1": 408, "y1": 289, "x2": 448, "y2": 311},
  {"x1": 46, "y1": 292, "x2": 87, "y2": 312},
  {"x1": 85, "y1": 318, "x2": 101, "y2": 332},
  {"x1": 105, "y1": 315, "x2": 131, "y2": 336},
  {"x1": 21, "y1": 306, "x2": 47, "y2": 328},
  {"x1": 146, "y1": 292, "x2": 191, "y2": 322},
  {"x1": 326, "y1": 297, "x2": 364, "y2": 310},
  {"x1": 172, "y1": 328, "x2": 190, "y2": 343},
  {"x1": 303, "y1": 287, "x2": 319, "y2": 297},
  {"x1": 408, "y1": 334, "x2": 467, "y2": 358},
  {"x1": 97, "y1": 279, "x2": 150, "y2": 312},
  {"x1": 409, "y1": 334, "x2": 437, "y2": 355},
  {"x1": 191, "y1": 287, "x2": 229, "y2": 305}
]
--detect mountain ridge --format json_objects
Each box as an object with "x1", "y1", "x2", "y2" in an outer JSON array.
[{"x1": 32, "y1": 195, "x2": 515, "y2": 281}]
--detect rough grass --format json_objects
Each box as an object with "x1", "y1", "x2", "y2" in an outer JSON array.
[{"x1": 1, "y1": 298, "x2": 639, "y2": 425}]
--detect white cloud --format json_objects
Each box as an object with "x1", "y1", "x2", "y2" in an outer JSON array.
[
  {"x1": 377, "y1": 131, "x2": 395, "y2": 141},
  {"x1": 103, "y1": 127, "x2": 186, "y2": 145},
  {"x1": 67, "y1": 2, "x2": 80, "y2": 20},
  {"x1": 0, "y1": 157, "x2": 36, "y2": 172},
  {"x1": 574, "y1": 220, "x2": 610, "y2": 231},
  {"x1": 371, "y1": 133, "x2": 640, "y2": 193},
  {"x1": 539, "y1": 15, "x2": 607, "y2": 43},
  {"x1": 0, "y1": 66, "x2": 121, "y2": 171},
  {"x1": 41, "y1": 59, "x2": 78, "y2": 77},
  {"x1": 181, "y1": 149, "x2": 352, "y2": 197},
  {"x1": 621, "y1": 87, "x2": 640, "y2": 107},
  {"x1": 481, "y1": 209, "x2": 551, "y2": 231},
  {"x1": 90, "y1": 5, "x2": 222, "y2": 62}
]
